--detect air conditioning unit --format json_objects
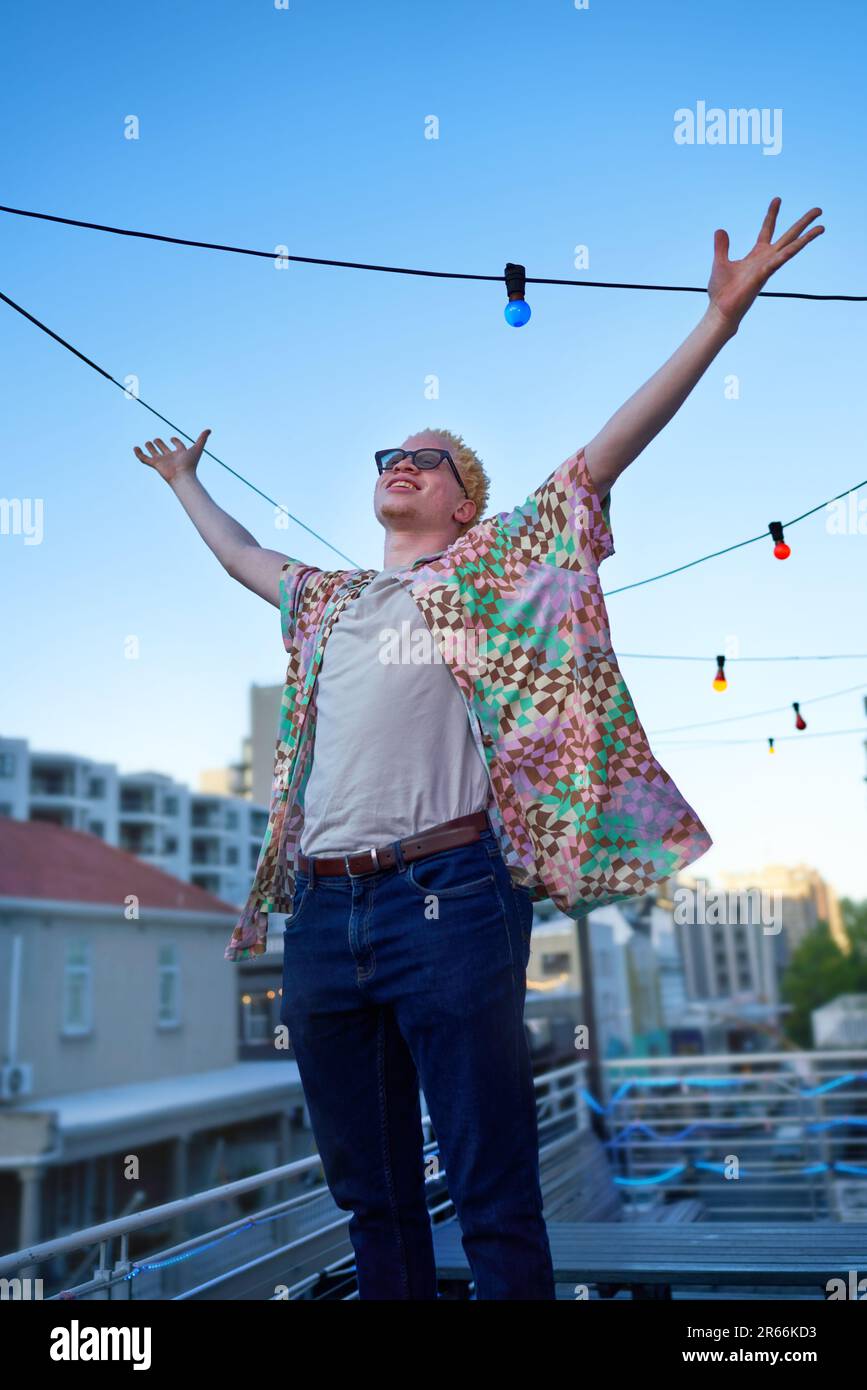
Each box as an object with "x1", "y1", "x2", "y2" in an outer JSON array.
[
  {"x1": 832, "y1": 1179, "x2": 867, "y2": 1222},
  {"x1": 0, "y1": 1063, "x2": 34, "y2": 1102}
]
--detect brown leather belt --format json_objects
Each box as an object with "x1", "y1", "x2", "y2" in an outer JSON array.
[{"x1": 296, "y1": 809, "x2": 491, "y2": 878}]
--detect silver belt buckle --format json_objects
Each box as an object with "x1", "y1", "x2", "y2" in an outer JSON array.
[{"x1": 344, "y1": 845, "x2": 379, "y2": 877}]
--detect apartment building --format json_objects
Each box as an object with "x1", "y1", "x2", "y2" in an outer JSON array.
[{"x1": 0, "y1": 737, "x2": 268, "y2": 907}]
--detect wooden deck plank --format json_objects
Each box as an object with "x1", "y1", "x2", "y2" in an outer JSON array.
[{"x1": 432, "y1": 1221, "x2": 867, "y2": 1286}]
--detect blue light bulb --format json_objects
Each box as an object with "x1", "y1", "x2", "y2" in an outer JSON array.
[{"x1": 504, "y1": 298, "x2": 532, "y2": 327}]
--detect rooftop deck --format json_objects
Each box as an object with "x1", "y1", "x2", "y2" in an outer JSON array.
[{"x1": 3, "y1": 1050, "x2": 866, "y2": 1300}]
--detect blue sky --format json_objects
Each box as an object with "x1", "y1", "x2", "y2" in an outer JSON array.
[{"x1": 2, "y1": 0, "x2": 865, "y2": 898}]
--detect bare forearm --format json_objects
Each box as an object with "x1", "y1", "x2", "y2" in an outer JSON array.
[
  {"x1": 583, "y1": 199, "x2": 824, "y2": 496},
  {"x1": 166, "y1": 471, "x2": 290, "y2": 607},
  {"x1": 167, "y1": 471, "x2": 259, "y2": 571},
  {"x1": 584, "y1": 303, "x2": 736, "y2": 495},
  {"x1": 134, "y1": 429, "x2": 289, "y2": 606}
]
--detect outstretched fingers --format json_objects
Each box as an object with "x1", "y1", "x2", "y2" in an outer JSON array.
[
  {"x1": 771, "y1": 222, "x2": 825, "y2": 267},
  {"x1": 133, "y1": 431, "x2": 209, "y2": 464},
  {"x1": 133, "y1": 438, "x2": 168, "y2": 462},
  {"x1": 773, "y1": 206, "x2": 823, "y2": 251}
]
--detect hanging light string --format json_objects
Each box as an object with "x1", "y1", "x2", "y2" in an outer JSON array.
[
  {"x1": 654, "y1": 726, "x2": 865, "y2": 747},
  {"x1": 620, "y1": 651, "x2": 867, "y2": 662},
  {"x1": 0, "y1": 287, "x2": 360, "y2": 567},
  {"x1": 603, "y1": 473, "x2": 867, "y2": 595},
  {"x1": 4, "y1": 207, "x2": 862, "y2": 759},
  {"x1": 648, "y1": 681, "x2": 867, "y2": 736},
  {"x1": 1, "y1": 203, "x2": 864, "y2": 300},
  {"x1": 1, "y1": 285, "x2": 864, "y2": 588}
]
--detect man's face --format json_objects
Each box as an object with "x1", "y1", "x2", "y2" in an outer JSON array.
[{"x1": 373, "y1": 431, "x2": 474, "y2": 536}]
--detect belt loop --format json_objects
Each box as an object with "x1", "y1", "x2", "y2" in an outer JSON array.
[
  {"x1": 307, "y1": 855, "x2": 317, "y2": 885},
  {"x1": 392, "y1": 837, "x2": 407, "y2": 872}
]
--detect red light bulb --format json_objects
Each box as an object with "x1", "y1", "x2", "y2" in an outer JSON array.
[
  {"x1": 793, "y1": 702, "x2": 807, "y2": 731},
  {"x1": 769, "y1": 521, "x2": 790, "y2": 560}
]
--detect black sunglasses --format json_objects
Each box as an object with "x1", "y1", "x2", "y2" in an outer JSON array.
[{"x1": 375, "y1": 448, "x2": 469, "y2": 499}]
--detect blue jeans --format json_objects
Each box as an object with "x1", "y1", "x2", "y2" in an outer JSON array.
[{"x1": 279, "y1": 826, "x2": 556, "y2": 1300}]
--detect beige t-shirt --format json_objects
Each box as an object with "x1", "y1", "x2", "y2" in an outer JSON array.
[{"x1": 299, "y1": 565, "x2": 492, "y2": 856}]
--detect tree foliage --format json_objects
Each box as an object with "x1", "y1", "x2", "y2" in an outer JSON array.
[{"x1": 780, "y1": 899, "x2": 867, "y2": 1048}]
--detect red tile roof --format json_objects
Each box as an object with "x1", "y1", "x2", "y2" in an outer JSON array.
[{"x1": 0, "y1": 817, "x2": 238, "y2": 914}]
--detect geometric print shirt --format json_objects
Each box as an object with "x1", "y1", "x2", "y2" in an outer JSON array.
[{"x1": 224, "y1": 445, "x2": 712, "y2": 960}]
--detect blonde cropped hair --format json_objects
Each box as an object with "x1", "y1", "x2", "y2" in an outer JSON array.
[{"x1": 419, "y1": 427, "x2": 490, "y2": 536}]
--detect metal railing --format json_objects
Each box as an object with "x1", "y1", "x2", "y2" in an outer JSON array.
[
  {"x1": 2, "y1": 1049, "x2": 865, "y2": 1299},
  {"x1": 0, "y1": 1060, "x2": 589, "y2": 1300},
  {"x1": 598, "y1": 1049, "x2": 867, "y2": 1222}
]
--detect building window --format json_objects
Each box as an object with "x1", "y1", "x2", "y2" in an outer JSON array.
[
  {"x1": 225, "y1": 809, "x2": 239, "y2": 830},
  {"x1": 31, "y1": 767, "x2": 77, "y2": 797},
  {"x1": 0, "y1": 753, "x2": 16, "y2": 777},
  {"x1": 191, "y1": 873, "x2": 221, "y2": 895},
  {"x1": 86, "y1": 777, "x2": 106, "y2": 799},
  {"x1": 63, "y1": 942, "x2": 92, "y2": 1035},
  {"x1": 191, "y1": 839, "x2": 220, "y2": 866},
  {"x1": 541, "y1": 952, "x2": 572, "y2": 976},
  {"x1": 242, "y1": 988, "x2": 274, "y2": 1044},
  {"x1": 162, "y1": 795, "x2": 179, "y2": 817},
  {"x1": 225, "y1": 846, "x2": 239, "y2": 865},
  {"x1": 157, "y1": 944, "x2": 181, "y2": 1027},
  {"x1": 162, "y1": 836, "x2": 179, "y2": 856},
  {"x1": 120, "y1": 787, "x2": 155, "y2": 814}
]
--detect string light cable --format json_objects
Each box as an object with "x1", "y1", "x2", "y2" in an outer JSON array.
[
  {"x1": 3, "y1": 277, "x2": 865, "y2": 594},
  {"x1": 603, "y1": 475, "x2": 867, "y2": 595},
  {"x1": 2, "y1": 202, "x2": 866, "y2": 300},
  {"x1": 1, "y1": 209, "x2": 864, "y2": 585},
  {"x1": 620, "y1": 652, "x2": 867, "y2": 662},
  {"x1": 0, "y1": 287, "x2": 360, "y2": 568},
  {"x1": 653, "y1": 725, "x2": 865, "y2": 748},
  {"x1": 648, "y1": 680, "x2": 867, "y2": 736}
]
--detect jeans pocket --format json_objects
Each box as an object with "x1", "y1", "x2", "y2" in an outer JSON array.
[
  {"x1": 283, "y1": 874, "x2": 311, "y2": 931},
  {"x1": 511, "y1": 882, "x2": 533, "y2": 966},
  {"x1": 404, "y1": 844, "x2": 495, "y2": 899}
]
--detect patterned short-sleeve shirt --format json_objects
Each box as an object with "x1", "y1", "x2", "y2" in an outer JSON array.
[{"x1": 224, "y1": 446, "x2": 712, "y2": 960}]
